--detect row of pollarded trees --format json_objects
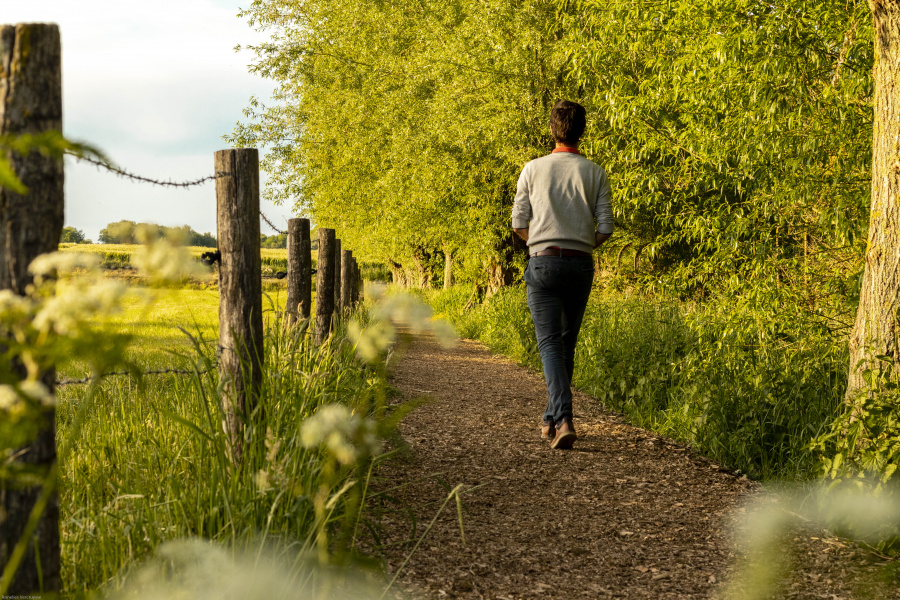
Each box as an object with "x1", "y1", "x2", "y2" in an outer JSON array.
[{"x1": 233, "y1": 0, "x2": 899, "y2": 398}]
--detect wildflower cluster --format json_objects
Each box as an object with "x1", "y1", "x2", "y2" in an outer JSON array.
[
  {"x1": 300, "y1": 404, "x2": 380, "y2": 465},
  {"x1": 131, "y1": 226, "x2": 206, "y2": 282},
  {"x1": 347, "y1": 283, "x2": 456, "y2": 362}
]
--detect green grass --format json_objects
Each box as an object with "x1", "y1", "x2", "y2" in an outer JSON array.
[
  {"x1": 55, "y1": 283, "x2": 387, "y2": 596},
  {"x1": 58, "y1": 288, "x2": 291, "y2": 377}
]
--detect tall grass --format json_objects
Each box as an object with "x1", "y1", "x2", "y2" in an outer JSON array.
[
  {"x1": 57, "y1": 311, "x2": 385, "y2": 596},
  {"x1": 425, "y1": 285, "x2": 847, "y2": 480}
]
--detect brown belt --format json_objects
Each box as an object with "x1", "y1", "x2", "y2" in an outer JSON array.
[{"x1": 530, "y1": 247, "x2": 592, "y2": 258}]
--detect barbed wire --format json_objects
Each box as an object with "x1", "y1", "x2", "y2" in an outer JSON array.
[
  {"x1": 260, "y1": 211, "x2": 286, "y2": 235},
  {"x1": 70, "y1": 152, "x2": 290, "y2": 235},
  {"x1": 56, "y1": 364, "x2": 216, "y2": 387},
  {"x1": 71, "y1": 154, "x2": 227, "y2": 188}
]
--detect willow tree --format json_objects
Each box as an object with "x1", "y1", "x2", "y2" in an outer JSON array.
[
  {"x1": 232, "y1": 0, "x2": 576, "y2": 288},
  {"x1": 846, "y1": 0, "x2": 900, "y2": 398},
  {"x1": 561, "y1": 0, "x2": 873, "y2": 307}
]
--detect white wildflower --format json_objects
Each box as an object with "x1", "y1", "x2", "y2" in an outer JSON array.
[
  {"x1": 254, "y1": 470, "x2": 271, "y2": 493},
  {"x1": 20, "y1": 380, "x2": 54, "y2": 406},
  {"x1": 363, "y1": 282, "x2": 386, "y2": 302},
  {"x1": 29, "y1": 251, "x2": 100, "y2": 282},
  {"x1": 348, "y1": 319, "x2": 395, "y2": 362},
  {"x1": 371, "y1": 293, "x2": 434, "y2": 333},
  {"x1": 431, "y1": 318, "x2": 458, "y2": 348},
  {"x1": 0, "y1": 289, "x2": 35, "y2": 323},
  {"x1": 132, "y1": 239, "x2": 205, "y2": 282},
  {"x1": 33, "y1": 280, "x2": 128, "y2": 336},
  {"x1": 0, "y1": 385, "x2": 19, "y2": 410},
  {"x1": 300, "y1": 404, "x2": 380, "y2": 465},
  {"x1": 0, "y1": 381, "x2": 52, "y2": 409}
]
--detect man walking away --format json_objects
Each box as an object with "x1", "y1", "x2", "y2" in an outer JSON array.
[{"x1": 511, "y1": 100, "x2": 613, "y2": 449}]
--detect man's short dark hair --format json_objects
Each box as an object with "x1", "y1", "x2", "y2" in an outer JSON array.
[{"x1": 549, "y1": 100, "x2": 586, "y2": 145}]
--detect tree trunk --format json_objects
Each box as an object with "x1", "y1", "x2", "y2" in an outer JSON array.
[
  {"x1": 846, "y1": 0, "x2": 900, "y2": 398},
  {"x1": 443, "y1": 245, "x2": 454, "y2": 290},
  {"x1": 388, "y1": 259, "x2": 406, "y2": 287},
  {"x1": 412, "y1": 252, "x2": 429, "y2": 289},
  {"x1": 0, "y1": 23, "x2": 63, "y2": 595},
  {"x1": 486, "y1": 234, "x2": 517, "y2": 296}
]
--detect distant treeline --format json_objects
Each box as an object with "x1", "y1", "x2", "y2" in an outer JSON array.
[{"x1": 85, "y1": 220, "x2": 289, "y2": 248}]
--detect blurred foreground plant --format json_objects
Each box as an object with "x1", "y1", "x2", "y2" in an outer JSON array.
[{"x1": 726, "y1": 486, "x2": 900, "y2": 599}]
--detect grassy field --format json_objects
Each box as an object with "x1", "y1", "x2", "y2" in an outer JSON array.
[
  {"x1": 60, "y1": 243, "x2": 293, "y2": 274},
  {"x1": 59, "y1": 243, "x2": 393, "y2": 283},
  {"x1": 58, "y1": 287, "x2": 291, "y2": 378},
  {"x1": 53, "y1": 276, "x2": 388, "y2": 596}
]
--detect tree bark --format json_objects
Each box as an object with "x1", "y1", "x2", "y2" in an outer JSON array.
[
  {"x1": 443, "y1": 245, "x2": 454, "y2": 290},
  {"x1": 315, "y1": 229, "x2": 335, "y2": 344},
  {"x1": 333, "y1": 238, "x2": 342, "y2": 312},
  {"x1": 388, "y1": 259, "x2": 406, "y2": 287},
  {"x1": 341, "y1": 249, "x2": 352, "y2": 309},
  {"x1": 286, "y1": 218, "x2": 311, "y2": 322},
  {"x1": 846, "y1": 1, "x2": 900, "y2": 399},
  {"x1": 0, "y1": 23, "x2": 63, "y2": 594},
  {"x1": 215, "y1": 148, "x2": 264, "y2": 466}
]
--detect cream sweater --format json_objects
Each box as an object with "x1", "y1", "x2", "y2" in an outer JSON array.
[{"x1": 511, "y1": 152, "x2": 613, "y2": 254}]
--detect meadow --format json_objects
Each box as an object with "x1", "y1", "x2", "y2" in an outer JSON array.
[{"x1": 52, "y1": 268, "x2": 392, "y2": 596}]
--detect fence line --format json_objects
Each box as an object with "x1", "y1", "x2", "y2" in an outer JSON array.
[
  {"x1": 71, "y1": 153, "x2": 225, "y2": 187},
  {"x1": 55, "y1": 364, "x2": 216, "y2": 387},
  {"x1": 71, "y1": 153, "x2": 290, "y2": 234}
]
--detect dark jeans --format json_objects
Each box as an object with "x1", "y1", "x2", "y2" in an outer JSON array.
[{"x1": 524, "y1": 255, "x2": 594, "y2": 425}]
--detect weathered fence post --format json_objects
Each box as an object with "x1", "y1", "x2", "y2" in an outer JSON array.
[
  {"x1": 215, "y1": 148, "x2": 264, "y2": 466},
  {"x1": 333, "y1": 238, "x2": 342, "y2": 313},
  {"x1": 286, "y1": 218, "x2": 311, "y2": 322},
  {"x1": 315, "y1": 228, "x2": 335, "y2": 343},
  {"x1": 352, "y1": 258, "x2": 360, "y2": 305},
  {"x1": 0, "y1": 23, "x2": 63, "y2": 594},
  {"x1": 341, "y1": 249, "x2": 352, "y2": 309}
]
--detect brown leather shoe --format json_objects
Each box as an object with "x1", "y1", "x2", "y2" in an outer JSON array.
[
  {"x1": 541, "y1": 420, "x2": 556, "y2": 440},
  {"x1": 550, "y1": 418, "x2": 577, "y2": 449}
]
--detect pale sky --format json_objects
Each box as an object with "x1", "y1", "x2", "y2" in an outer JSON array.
[{"x1": 3, "y1": 0, "x2": 292, "y2": 241}]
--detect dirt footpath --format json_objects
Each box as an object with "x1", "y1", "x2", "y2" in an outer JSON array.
[{"x1": 373, "y1": 333, "x2": 899, "y2": 599}]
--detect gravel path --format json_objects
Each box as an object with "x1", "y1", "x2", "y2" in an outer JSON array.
[{"x1": 371, "y1": 332, "x2": 899, "y2": 599}]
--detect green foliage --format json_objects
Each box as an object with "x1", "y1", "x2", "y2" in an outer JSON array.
[
  {"x1": 261, "y1": 232, "x2": 287, "y2": 248},
  {"x1": 99, "y1": 221, "x2": 217, "y2": 247},
  {"x1": 234, "y1": 0, "x2": 871, "y2": 303},
  {"x1": 60, "y1": 226, "x2": 90, "y2": 244},
  {"x1": 233, "y1": 0, "x2": 573, "y2": 282},
  {"x1": 812, "y1": 355, "x2": 900, "y2": 506},
  {"x1": 565, "y1": 0, "x2": 872, "y2": 297},
  {"x1": 427, "y1": 285, "x2": 847, "y2": 480}
]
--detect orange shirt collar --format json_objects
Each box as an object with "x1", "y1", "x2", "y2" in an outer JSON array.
[{"x1": 551, "y1": 146, "x2": 580, "y2": 155}]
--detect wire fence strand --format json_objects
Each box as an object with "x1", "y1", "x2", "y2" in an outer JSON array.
[
  {"x1": 260, "y1": 211, "x2": 286, "y2": 235},
  {"x1": 71, "y1": 154, "x2": 226, "y2": 188},
  {"x1": 70, "y1": 152, "x2": 288, "y2": 234},
  {"x1": 56, "y1": 364, "x2": 216, "y2": 387}
]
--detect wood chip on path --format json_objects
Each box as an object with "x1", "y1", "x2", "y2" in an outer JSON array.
[{"x1": 370, "y1": 332, "x2": 899, "y2": 599}]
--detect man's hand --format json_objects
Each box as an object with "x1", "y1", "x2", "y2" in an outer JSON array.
[
  {"x1": 594, "y1": 232, "x2": 611, "y2": 248},
  {"x1": 513, "y1": 227, "x2": 529, "y2": 243}
]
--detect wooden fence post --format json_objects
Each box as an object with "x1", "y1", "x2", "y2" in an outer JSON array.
[
  {"x1": 315, "y1": 228, "x2": 335, "y2": 343},
  {"x1": 286, "y1": 218, "x2": 311, "y2": 322},
  {"x1": 333, "y1": 238, "x2": 342, "y2": 313},
  {"x1": 341, "y1": 249, "x2": 352, "y2": 310},
  {"x1": 215, "y1": 148, "x2": 264, "y2": 466},
  {"x1": 353, "y1": 258, "x2": 362, "y2": 306},
  {"x1": 0, "y1": 23, "x2": 63, "y2": 594}
]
